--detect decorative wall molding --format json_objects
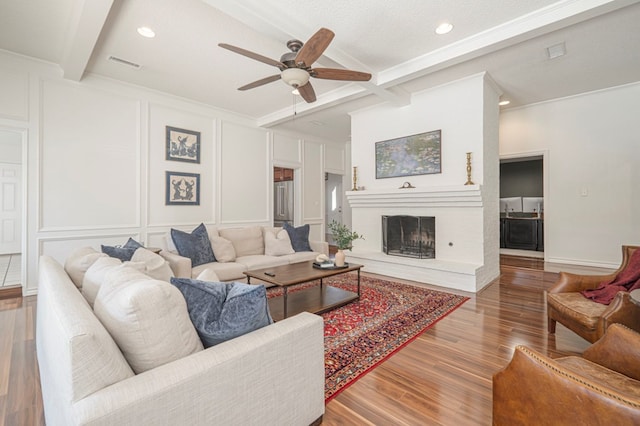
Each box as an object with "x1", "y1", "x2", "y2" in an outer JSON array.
[{"x1": 346, "y1": 185, "x2": 483, "y2": 208}]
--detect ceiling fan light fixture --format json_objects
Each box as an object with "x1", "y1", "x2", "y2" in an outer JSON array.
[{"x1": 281, "y1": 68, "x2": 310, "y2": 88}]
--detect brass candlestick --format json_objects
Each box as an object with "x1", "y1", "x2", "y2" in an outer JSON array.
[
  {"x1": 352, "y1": 166, "x2": 358, "y2": 191},
  {"x1": 464, "y1": 152, "x2": 474, "y2": 185}
]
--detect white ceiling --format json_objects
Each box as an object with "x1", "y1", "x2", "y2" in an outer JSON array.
[{"x1": 1, "y1": 0, "x2": 639, "y2": 141}]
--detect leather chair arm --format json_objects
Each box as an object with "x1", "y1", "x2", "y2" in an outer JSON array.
[
  {"x1": 493, "y1": 346, "x2": 640, "y2": 425},
  {"x1": 548, "y1": 271, "x2": 616, "y2": 294},
  {"x1": 584, "y1": 323, "x2": 640, "y2": 381},
  {"x1": 600, "y1": 292, "x2": 640, "y2": 335}
]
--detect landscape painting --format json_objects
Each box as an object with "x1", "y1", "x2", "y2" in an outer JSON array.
[{"x1": 375, "y1": 130, "x2": 442, "y2": 179}]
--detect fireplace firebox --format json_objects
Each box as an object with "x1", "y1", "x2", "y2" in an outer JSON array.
[{"x1": 382, "y1": 215, "x2": 435, "y2": 259}]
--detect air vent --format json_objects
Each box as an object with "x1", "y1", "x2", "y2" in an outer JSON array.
[
  {"x1": 546, "y1": 42, "x2": 566, "y2": 60},
  {"x1": 107, "y1": 55, "x2": 142, "y2": 69}
]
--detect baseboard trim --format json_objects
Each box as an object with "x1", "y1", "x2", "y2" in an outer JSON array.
[{"x1": 0, "y1": 285, "x2": 22, "y2": 300}]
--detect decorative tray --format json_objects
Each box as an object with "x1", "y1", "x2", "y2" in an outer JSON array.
[{"x1": 312, "y1": 262, "x2": 349, "y2": 270}]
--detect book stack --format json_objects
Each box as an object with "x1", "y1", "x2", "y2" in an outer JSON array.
[{"x1": 313, "y1": 260, "x2": 335, "y2": 268}]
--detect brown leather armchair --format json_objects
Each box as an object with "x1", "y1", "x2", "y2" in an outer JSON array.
[
  {"x1": 493, "y1": 324, "x2": 640, "y2": 425},
  {"x1": 547, "y1": 245, "x2": 640, "y2": 343}
]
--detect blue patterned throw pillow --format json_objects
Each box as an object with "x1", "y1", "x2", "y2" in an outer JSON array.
[
  {"x1": 171, "y1": 277, "x2": 273, "y2": 347},
  {"x1": 101, "y1": 238, "x2": 144, "y2": 261},
  {"x1": 283, "y1": 222, "x2": 312, "y2": 252},
  {"x1": 171, "y1": 223, "x2": 216, "y2": 267}
]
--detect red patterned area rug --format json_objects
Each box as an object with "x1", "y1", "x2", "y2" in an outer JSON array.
[{"x1": 266, "y1": 273, "x2": 468, "y2": 402}]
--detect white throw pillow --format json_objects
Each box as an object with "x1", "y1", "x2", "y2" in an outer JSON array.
[
  {"x1": 196, "y1": 268, "x2": 221, "y2": 282},
  {"x1": 94, "y1": 265, "x2": 203, "y2": 374},
  {"x1": 264, "y1": 229, "x2": 295, "y2": 256},
  {"x1": 82, "y1": 256, "x2": 123, "y2": 307},
  {"x1": 130, "y1": 247, "x2": 174, "y2": 281},
  {"x1": 64, "y1": 246, "x2": 108, "y2": 288},
  {"x1": 210, "y1": 236, "x2": 236, "y2": 262}
]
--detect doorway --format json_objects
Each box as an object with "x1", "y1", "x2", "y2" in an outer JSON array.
[
  {"x1": 499, "y1": 152, "x2": 548, "y2": 258},
  {"x1": 273, "y1": 167, "x2": 294, "y2": 227},
  {"x1": 325, "y1": 173, "x2": 343, "y2": 245},
  {"x1": 0, "y1": 129, "x2": 24, "y2": 288}
]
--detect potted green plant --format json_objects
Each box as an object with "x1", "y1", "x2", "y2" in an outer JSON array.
[{"x1": 328, "y1": 220, "x2": 364, "y2": 266}]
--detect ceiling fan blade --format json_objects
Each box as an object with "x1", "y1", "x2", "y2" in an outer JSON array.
[
  {"x1": 294, "y1": 28, "x2": 334, "y2": 67},
  {"x1": 238, "y1": 74, "x2": 282, "y2": 91},
  {"x1": 297, "y1": 82, "x2": 316, "y2": 103},
  {"x1": 312, "y1": 68, "x2": 372, "y2": 81},
  {"x1": 218, "y1": 43, "x2": 285, "y2": 68}
]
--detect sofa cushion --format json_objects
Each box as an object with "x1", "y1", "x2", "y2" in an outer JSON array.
[
  {"x1": 94, "y1": 266, "x2": 203, "y2": 374},
  {"x1": 283, "y1": 223, "x2": 312, "y2": 252},
  {"x1": 101, "y1": 238, "x2": 144, "y2": 261},
  {"x1": 192, "y1": 261, "x2": 247, "y2": 282},
  {"x1": 210, "y1": 236, "x2": 237, "y2": 262},
  {"x1": 196, "y1": 268, "x2": 221, "y2": 282},
  {"x1": 82, "y1": 256, "x2": 123, "y2": 307},
  {"x1": 218, "y1": 226, "x2": 264, "y2": 257},
  {"x1": 64, "y1": 246, "x2": 108, "y2": 288},
  {"x1": 37, "y1": 256, "x2": 135, "y2": 403},
  {"x1": 264, "y1": 229, "x2": 295, "y2": 256},
  {"x1": 171, "y1": 278, "x2": 273, "y2": 347},
  {"x1": 235, "y1": 255, "x2": 289, "y2": 271},
  {"x1": 130, "y1": 247, "x2": 174, "y2": 281},
  {"x1": 171, "y1": 223, "x2": 216, "y2": 267},
  {"x1": 281, "y1": 251, "x2": 320, "y2": 264}
]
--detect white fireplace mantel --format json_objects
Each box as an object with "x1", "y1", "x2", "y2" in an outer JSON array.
[
  {"x1": 346, "y1": 183, "x2": 491, "y2": 292},
  {"x1": 346, "y1": 184, "x2": 483, "y2": 208}
]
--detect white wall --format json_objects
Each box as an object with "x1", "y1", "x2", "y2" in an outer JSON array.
[
  {"x1": 0, "y1": 51, "x2": 341, "y2": 294},
  {"x1": 500, "y1": 82, "x2": 640, "y2": 268},
  {"x1": 0, "y1": 130, "x2": 22, "y2": 164},
  {"x1": 348, "y1": 73, "x2": 501, "y2": 291}
]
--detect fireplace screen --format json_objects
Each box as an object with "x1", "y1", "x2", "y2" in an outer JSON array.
[{"x1": 382, "y1": 215, "x2": 435, "y2": 259}]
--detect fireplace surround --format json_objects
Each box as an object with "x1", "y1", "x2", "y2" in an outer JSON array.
[{"x1": 345, "y1": 185, "x2": 499, "y2": 293}]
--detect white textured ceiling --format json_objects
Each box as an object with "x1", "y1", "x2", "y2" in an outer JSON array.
[{"x1": 1, "y1": 0, "x2": 639, "y2": 141}]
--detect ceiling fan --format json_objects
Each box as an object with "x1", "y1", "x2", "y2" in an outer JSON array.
[{"x1": 218, "y1": 28, "x2": 371, "y2": 103}]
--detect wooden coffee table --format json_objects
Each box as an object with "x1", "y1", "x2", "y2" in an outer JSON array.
[{"x1": 244, "y1": 261, "x2": 362, "y2": 321}]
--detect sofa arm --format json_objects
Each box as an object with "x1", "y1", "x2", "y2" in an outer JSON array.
[
  {"x1": 493, "y1": 346, "x2": 640, "y2": 425},
  {"x1": 309, "y1": 240, "x2": 329, "y2": 256},
  {"x1": 159, "y1": 250, "x2": 191, "y2": 278},
  {"x1": 583, "y1": 323, "x2": 640, "y2": 381},
  {"x1": 72, "y1": 312, "x2": 325, "y2": 426}
]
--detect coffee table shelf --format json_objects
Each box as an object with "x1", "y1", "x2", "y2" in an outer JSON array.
[
  {"x1": 244, "y1": 260, "x2": 362, "y2": 321},
  {"x1": 267, "y1": 285, "x2": 358, "y2": 321}
]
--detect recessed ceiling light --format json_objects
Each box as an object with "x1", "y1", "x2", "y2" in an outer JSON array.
[
  {"x1": 499, "y1": 100, "x2": 511, "y2": 106},
  {"x1": 435, "y1": 22, "x2": 453, "y2": 35},
  {"x1": 137, "y1": 26, "x2": 156, "y2": 38}
]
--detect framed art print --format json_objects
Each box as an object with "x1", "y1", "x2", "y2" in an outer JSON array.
[
  {"x1": 166, "y1": 126, "x2": 201, "y2": 163},
  {"x1": 166, "y1": 171, "x2": 200, "y2": 205},
  {"x1": 375, "y1": 129, "x2": 441, "y2": 179}
]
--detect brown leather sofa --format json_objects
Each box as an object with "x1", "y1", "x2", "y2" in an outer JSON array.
[
  {"x1": 493, "y1": 324, "x2": 640, "y2": 425},
  {"x1": 547, "y1": 245, "x2": 640, "y2": 343}
]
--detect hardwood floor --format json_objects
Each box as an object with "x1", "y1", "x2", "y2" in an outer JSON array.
[{"x1": 0, "y1": 256, "x2": 590, "y2": 426}]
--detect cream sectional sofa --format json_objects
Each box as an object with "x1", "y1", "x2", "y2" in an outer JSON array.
[
  {"x1": 36, "y1": 249, "x2": 325, "y2": 425},
  {"x1": 161, "y1": 225, "x2": 329, "y2": 281}
]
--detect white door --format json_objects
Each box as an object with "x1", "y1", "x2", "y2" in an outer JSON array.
[
  {"x1": 0, "y1": 163, "x2": 22, "y2": 255},
  {"x1": 325, "y1": 173, "x2": 343, "y2": 244}
]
